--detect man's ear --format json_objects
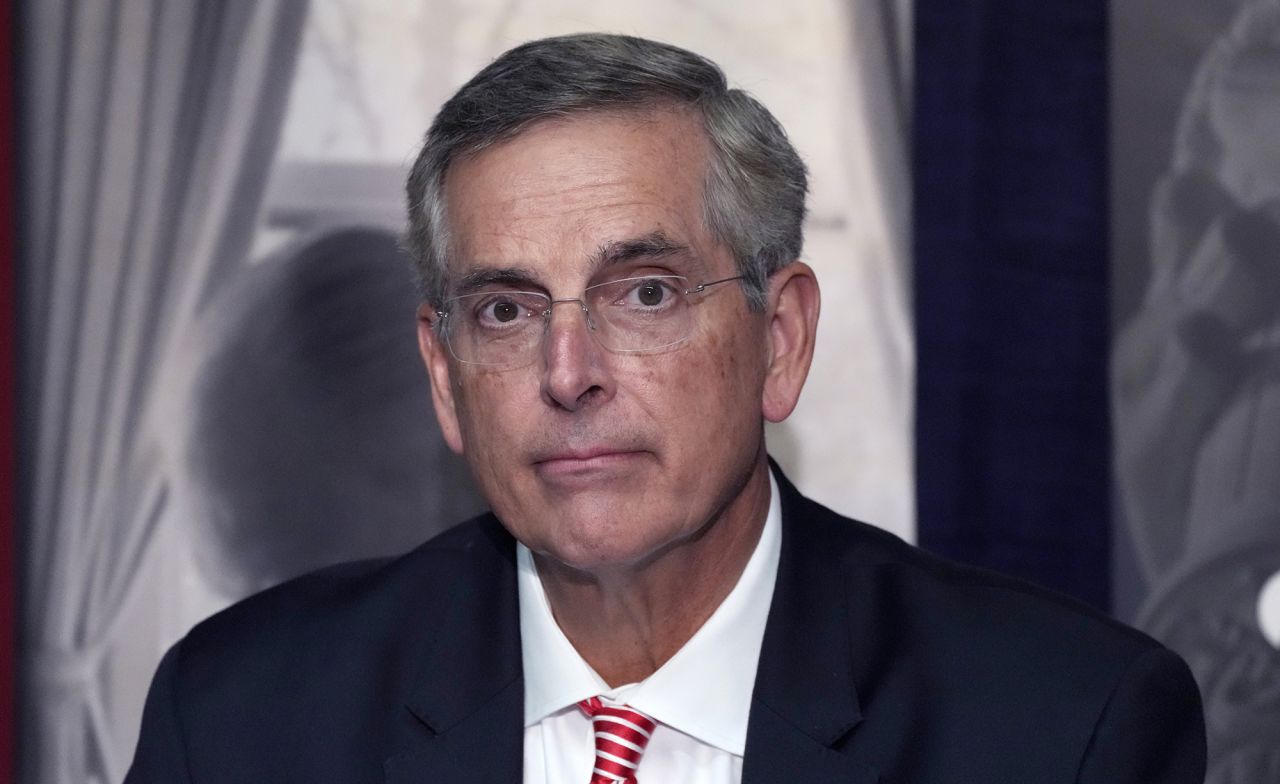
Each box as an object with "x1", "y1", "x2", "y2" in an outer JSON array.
[
  {"x1": 761, "y1": 262, "x2": 821, "y2": 423},
  {"x1": 417, "y1": 304, "x2": 465, "y2": 454}
]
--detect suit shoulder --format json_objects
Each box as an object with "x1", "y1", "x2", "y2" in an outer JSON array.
[
  {"x1": 788, "y1": 490, "x2": 1167, "y2": 667},
  {"x1": 130, "y1": 513, "x2": 517, "y2": 778},
  {"x1": 781, "y1": 492, "x2": 1204, "y2": 778}
]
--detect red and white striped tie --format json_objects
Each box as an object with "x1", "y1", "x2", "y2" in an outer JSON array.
[{"x1": 578, "y1": 696, "x2": 657, "y2": 784}]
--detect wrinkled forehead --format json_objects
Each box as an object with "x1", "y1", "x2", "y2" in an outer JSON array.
[
  {"x1": 439, "y1": 108, "x2": 724, "y2": 292},
  {"x1": 445, "y1": 231, "x2": 719, "y2": 299}
]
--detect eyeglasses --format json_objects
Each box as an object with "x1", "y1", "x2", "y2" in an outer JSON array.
[{"x1": 435, "y1": 275, "x2": 743, "y2": 369}]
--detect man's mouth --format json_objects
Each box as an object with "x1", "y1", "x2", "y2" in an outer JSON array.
[{"x1": 532, "y1": 448, "x2": 648, "y2": 480}]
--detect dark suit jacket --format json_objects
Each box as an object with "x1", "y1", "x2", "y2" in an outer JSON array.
[{"x1": 126, "y1": 469, "x2": 1205, "y2": 783}]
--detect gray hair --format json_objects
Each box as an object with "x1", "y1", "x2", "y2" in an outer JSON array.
[{"x1": 404, "y1": 33, "x2": 808, "y2": 312}]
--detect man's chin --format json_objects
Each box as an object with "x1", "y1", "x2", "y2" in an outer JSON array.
[{"x1": 523, "y1": 514, "x2": 685, "y2": 577}]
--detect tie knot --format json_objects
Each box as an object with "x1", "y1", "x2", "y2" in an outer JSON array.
[{"x1": 578, "y1": 697, "x2": 657, "y2": 783}]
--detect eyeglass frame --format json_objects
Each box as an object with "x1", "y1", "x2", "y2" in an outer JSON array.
[{"x1": 432, "y1": 274, "x2": 746, "y2": 368}]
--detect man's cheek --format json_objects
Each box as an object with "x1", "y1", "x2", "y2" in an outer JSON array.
[{"x1": 459, "y1": 401, "x2": 521, "y2": 476}]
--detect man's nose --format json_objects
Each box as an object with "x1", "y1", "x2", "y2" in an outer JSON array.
[{"x1": 540, "y1": 300, "x2": 614, "y2": 412}]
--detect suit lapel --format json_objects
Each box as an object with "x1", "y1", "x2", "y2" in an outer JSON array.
[
  {"x1": 743, "y1": 703, "x2": 879, "y2": 784},
  {"x1": 384, "y1": 678, "x2": 523, "y2": 783},
  {"x1": 384, "y1": 516, "x2": 525, "y2": 783},
  {"x1": 742, "y1": 467, "x2": 880, "y2": 784}
]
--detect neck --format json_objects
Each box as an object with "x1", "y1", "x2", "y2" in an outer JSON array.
[{"x1": 533, "y1": 458, "x2": 772, "y2": 687}]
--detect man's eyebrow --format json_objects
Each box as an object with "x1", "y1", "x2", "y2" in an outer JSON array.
[
  {"x1": 589, "y1": 232, "x2": 690, "y2": 270},
  {"x1": 451, "y1": 266, "x2": 543, "y2": 296},
  {"x1": 449, "y1": 233, "x2": 691, "y2": 296}
]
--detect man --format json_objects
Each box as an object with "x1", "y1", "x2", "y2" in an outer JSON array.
[{"x1": 127, "y1": 33, "x2": 1205, "y2": 783}]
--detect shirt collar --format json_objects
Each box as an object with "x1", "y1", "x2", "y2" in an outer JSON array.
[{"x1": 518, "y1": 469, "x2": 783, "y2": 756}]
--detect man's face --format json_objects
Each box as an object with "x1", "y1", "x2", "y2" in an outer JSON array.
[{"x1": 420, "y1": 108, "x2": 773, "y2": 572}]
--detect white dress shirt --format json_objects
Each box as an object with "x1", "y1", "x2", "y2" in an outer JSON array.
[{"x1": 518, "y1": 471, "x2": 782, "y2": 784}]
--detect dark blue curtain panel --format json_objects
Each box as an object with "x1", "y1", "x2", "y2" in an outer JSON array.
[{"x1": 913, "y1": 1, "x2": 1111, "y2": 610}]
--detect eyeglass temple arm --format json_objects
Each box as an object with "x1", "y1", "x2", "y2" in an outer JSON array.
[{"x1": 685, "y1": 275, "x2": 744, "y2": 294}]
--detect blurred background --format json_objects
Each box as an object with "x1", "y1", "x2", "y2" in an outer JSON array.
[{"x1": 3, "y1": 0, "x2": 1277, "y2": 782}]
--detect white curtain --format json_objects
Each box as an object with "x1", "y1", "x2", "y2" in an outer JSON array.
[
  {"x1": 841, "y1": 0, "x2": 914, "y2": 513},
  {"x1": 764, "y1": 0, "x2": 914, "y2": 537},
  {"x1": 18, "y1": 1, "x2": 308, "y2": 782}
]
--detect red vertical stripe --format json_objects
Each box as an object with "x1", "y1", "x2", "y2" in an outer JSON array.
[{"x1": 0, "y1": 0, "x2": 15, "y2": 778}]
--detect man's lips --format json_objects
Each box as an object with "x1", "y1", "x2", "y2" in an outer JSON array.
[
  {"x1": 532, "y1": 448, "x2": 648, "y2": 476},
  {"x1": 535, "y1": 448, "x2": 645, "y2": 466}
]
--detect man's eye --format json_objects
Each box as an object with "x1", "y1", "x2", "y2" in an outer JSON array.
[
  {"x1": 625, "y1": 279, "x2": 675, "y2": 308},
  {"x1": 475, "y1": 296, "x2": 532, "y2": 325},
  {"x1": 490, "y1": 300, "x2": 521, "y2": 322},
  {"x1": 638, "y1": 283, "x2": 664, "y2": 306}
]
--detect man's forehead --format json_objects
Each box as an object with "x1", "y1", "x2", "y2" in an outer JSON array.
[
  {"x1": 446, "y1": 230, "x2": 716, "y2": 295},
  {"x1": 439, "y1": 109, "x2": 722, "y2": 292}
]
